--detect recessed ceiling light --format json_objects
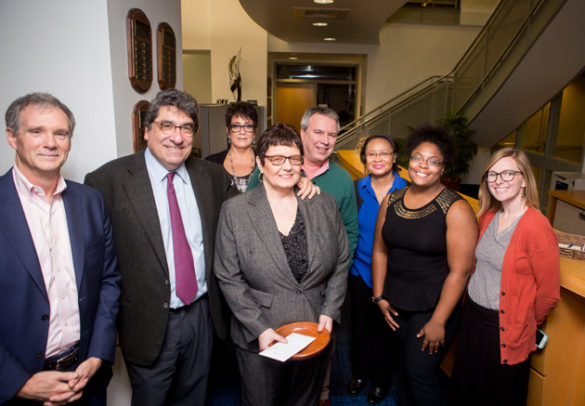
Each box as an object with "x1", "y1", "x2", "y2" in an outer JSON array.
[
  {"x1": 288, "y1": 56, "x2": 298, "y2": 60},
  {"x1": 314, "y1": 0, "x2": 334, "y2": 4},
  {"x1": 312, "y1": 22, "x2": 328, "y2": 27},
  {"x1": 323, "y1": 37, "x2": 336, "y2": 41}
]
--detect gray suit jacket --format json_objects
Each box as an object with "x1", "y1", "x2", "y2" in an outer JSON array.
[
  {"x1": 85, "y1": 151, "x2": 233, "y2": 366},
  {"x1": 214, "y1": 186, "x2": 350, "y2": 352}
]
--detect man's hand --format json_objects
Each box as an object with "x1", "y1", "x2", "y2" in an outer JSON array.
[
  {"x1": 296, "y1": 177, "x2": 321, "y2": 200},
  {"x1": 67, "y1": 357, "x2": 102, "y2": 394},
  {"x1": 16, "y1": 371, "x2": 78, "y2": 405}
]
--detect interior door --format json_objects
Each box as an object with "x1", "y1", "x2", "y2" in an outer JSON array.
[{"x1": 275, "y1": 82, "x2": 315, "y2": 133}]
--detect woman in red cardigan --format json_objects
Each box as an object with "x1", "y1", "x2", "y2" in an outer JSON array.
[{"x1": 449, "y1": 148, "x2": 560, "y2": 406}]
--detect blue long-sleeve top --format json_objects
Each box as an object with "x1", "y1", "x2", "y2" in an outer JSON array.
[{"x1": 350, "y1": 172, "x2": 408, "y2": 288}]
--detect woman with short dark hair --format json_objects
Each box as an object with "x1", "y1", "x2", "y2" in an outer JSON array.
[
  {"x1": 214, "y1": 123, "x2": 350, "y2": 406},
  {"x1": 205, "y1": 102, "x2": 258, "y2": 192},
  {"x1": 347, "y1": 134, "x2": 407, "y2": 404}
]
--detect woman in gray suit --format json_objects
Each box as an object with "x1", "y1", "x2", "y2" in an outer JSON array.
[{"x1": 214, "y1": 122, "x2": 350, "y2": 406}]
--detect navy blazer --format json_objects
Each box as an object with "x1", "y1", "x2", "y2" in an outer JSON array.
[{"x1": 0, "y1": 169, "x2": 120, "y2": 403}]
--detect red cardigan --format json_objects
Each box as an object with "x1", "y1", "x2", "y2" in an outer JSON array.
[{"x1": 478, "y1": 208, "x2": 560, "y2": 365}]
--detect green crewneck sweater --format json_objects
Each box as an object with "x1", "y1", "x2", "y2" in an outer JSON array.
[{"x1": 248, "y1": 161, "x2": 358, "y2": 259}]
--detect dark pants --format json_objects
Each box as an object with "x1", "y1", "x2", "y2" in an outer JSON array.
[
  {"x1": 392, "y1": 305, "x2": 461, "y2": 406},
  {"x1": 236, "y1": 339, "x2": 333, "y2": 406},
  {"x1": 448, "y1": 298, "x2": 531, "y2": 406},
  {"x1": 125, "y1": 296, "x2": 213, "y2": 406},
  {"x1": 349, "y1": 274, "x2": 397, "y2": 389}
]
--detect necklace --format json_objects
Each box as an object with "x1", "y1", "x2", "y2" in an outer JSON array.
[{"x1": 228, "y1": 148, "x2": 255, "y2": 192}]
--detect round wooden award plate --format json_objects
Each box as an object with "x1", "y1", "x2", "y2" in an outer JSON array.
[{"x1": 275, "y1": 321, "x2": 330, "y2": 360}]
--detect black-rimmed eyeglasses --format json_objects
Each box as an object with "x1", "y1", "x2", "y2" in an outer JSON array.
[{"x1": 484, "y1": 170, "x2": 523, "y2": 183}]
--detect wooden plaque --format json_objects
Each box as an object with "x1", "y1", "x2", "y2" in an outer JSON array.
[
  {"x1": 127, "y1": 9, "x2": 153, "y2": 93},
  {"x1": 132, "y1": 100, "x2": 151, "y2": 152},
  {"x1": 157, "y1": 23, "x2": 176, "y2": 90}
]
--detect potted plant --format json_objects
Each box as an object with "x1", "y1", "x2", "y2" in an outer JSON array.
[{"x1": 440, "y1": 110, "x2": 478, "y2": 191}]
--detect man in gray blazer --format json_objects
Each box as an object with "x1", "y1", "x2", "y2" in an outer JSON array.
[{"x1": 85, "y1": 89, "x2": 233, "y2": 405}]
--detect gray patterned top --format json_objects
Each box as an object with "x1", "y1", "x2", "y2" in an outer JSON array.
[{"x1": 468, "y1": 211, "x2": 522, "y2": 310}]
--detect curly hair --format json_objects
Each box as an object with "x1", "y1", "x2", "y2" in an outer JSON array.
[{"x1": 405, "y1": 126, "x2": 456, "y2": 167}]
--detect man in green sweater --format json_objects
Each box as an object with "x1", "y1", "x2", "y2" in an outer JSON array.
[{"x1": 248, "y1": 106, "x2": 358, "y2": 259}]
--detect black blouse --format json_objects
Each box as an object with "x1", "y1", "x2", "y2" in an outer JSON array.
[
  {"x1": 279, "y1": 209, "x2": 309, "y2": 283},
  {"x1": 382, "y1": 187, "x2": 462, "y2": 312}
]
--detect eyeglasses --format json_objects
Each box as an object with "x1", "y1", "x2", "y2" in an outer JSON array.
[
  {"x1": 229, "y1": 123, "x2": 255, "y2": 133},
  {"x1": 484, "y1": 170, "x2": 523, "y2": 183},
  {"x1": 410, "y1": 154, "x2": 443, "y2": 168},
  {"x1": 366, "y1": 151, "x2": 394, "y2": 159},
  {"x1": 264, "y1": 155, "x2": 303, "y2": 166},
  {"x1": 154, "y1": 121, "x2": 195, "y2": 136}
]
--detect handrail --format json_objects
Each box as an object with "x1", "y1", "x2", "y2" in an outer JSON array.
[
  {"x1": 339, "y1": 75, "x2": 443, "y2": 131},
  {"x1": 452, "y1": 0, "x2": 567, "y2": 112},
  {"x1": 337, "y1": 75, "x2": 451, "y2": 145},
  {"x1": 335, "y1": 0, "x2": 567, "y2": 151}
]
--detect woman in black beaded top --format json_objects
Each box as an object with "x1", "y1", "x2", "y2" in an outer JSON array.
[{"x1": 371, "y1": 126, "x2": 478, "y2": 406}]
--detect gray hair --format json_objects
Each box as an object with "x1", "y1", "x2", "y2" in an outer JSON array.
[
  {"x1": 145, "y1": 89, "x2": 199, "y2": 132},
  {"x1": 5, "y1": 92, "x2": 75, "y2": 135},
  {"x1": 300, "y1": 106, "x2": 340, "y2": 132}
]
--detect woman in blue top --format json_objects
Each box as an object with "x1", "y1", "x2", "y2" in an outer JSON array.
[{"x1": 348, "y1": 134, "x2": 407, "y2": 404}]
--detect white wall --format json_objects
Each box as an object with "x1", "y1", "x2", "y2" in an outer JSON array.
[
  {"x1": 0, "y1": 0, "x2": 117, "y2": 182},
  {"x1": 107, "y1": 0, "x2": 183, "y2": 158},
  {"x1": 182, "y1": 0, "x2": 268, "y2": 106},
  {"x1": 0, "y1": 0, "x2": 183, "y2": 182}
]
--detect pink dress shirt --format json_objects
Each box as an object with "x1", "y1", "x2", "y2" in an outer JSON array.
[{"x1": 13, "y1": 166, "x2": 80, "y2": 357}]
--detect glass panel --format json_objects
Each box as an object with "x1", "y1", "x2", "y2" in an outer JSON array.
[
  {"x1": 316, "y1": 84, "x2": 356, "y2": 127},
  {"x1": 276, "y1": 64, "x2": 356, "y2": 81},
  {"x1": 518, "y1": 103, "x2": 549, "y2": 153},
  {"x1": 494, "y1": 130, "x2": 517, "y2": 150},
  {"x1": 555, "y1": 73, "x2": 585, "y2": 163}
]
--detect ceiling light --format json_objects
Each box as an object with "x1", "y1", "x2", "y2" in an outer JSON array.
[
  {"x1": 288, "y1": 56, "x2": 298, "y2": 60},
  {"x1": 314, "y1": 0, "x2": 334, "y2": 4},
  {"x1": 312, "y1": 22, "x2": 328, "y2": 27},
  {"x1": 323, "y1": 37, "x2": 336, "y2": 41}
]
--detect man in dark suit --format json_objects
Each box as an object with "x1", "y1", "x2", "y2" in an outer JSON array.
[
  {"x1": 85, "y1": 89, "x2": 233, "y2": 405},
  {"x1": 0, "y1": 93, "x2": 120, "y2": 404}
]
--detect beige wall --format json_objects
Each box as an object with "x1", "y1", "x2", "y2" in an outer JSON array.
[
  {"x1": 182, "y1": 0, "x2": 268, "y2": 105},
  {"x1": 183, "y1": 51, "x2": 212, "y2": 104},
  {"x1": 268, "y1": 23, "x2": 480, "y2": 113}
]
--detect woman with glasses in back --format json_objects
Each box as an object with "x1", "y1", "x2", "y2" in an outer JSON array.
[
  {"x1": 214, "y1": 123, "x2": 350, "y2": 406},
  {"x1": 448, "y1": 148, "x2": 560, "y2": 406},
  {"x1": 371, "y1": 126, "x2": 478, "y2": 406},
  {"x1": 206, "y1": 101, "x2": 258, "y2": 192},
  {"x1": 347, "y1": 134, "x2": 407, "y2": 405}
]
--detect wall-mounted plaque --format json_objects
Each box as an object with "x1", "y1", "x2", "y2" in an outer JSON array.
[
  {"x1": 132, "y1": 100, "x2": 151, "y2": 152},
  {"x1": 157, "y1": 23, "x2": 176, "y2": 90},
  {"x1": 127, "y1": 9, "x2": 152, "y2": 93}
]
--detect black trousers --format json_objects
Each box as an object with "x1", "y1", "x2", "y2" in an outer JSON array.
[
  {"x1": 448, "y1": 298, "x2": 531, "y2": 406},
  {"x1": 392, "y1": 305, "x2": 461, "y2": 406},
  {"x1": 348, "y1": 274, "x2": 397, "y2": 389},
  {"x1": 125, "y1": 296, "x2": 213, "y2": 406}
]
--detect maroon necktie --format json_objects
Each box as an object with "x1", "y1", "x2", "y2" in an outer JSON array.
[{"x1": 167, "y1": 172, "x2": 198, "y2": 305}]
